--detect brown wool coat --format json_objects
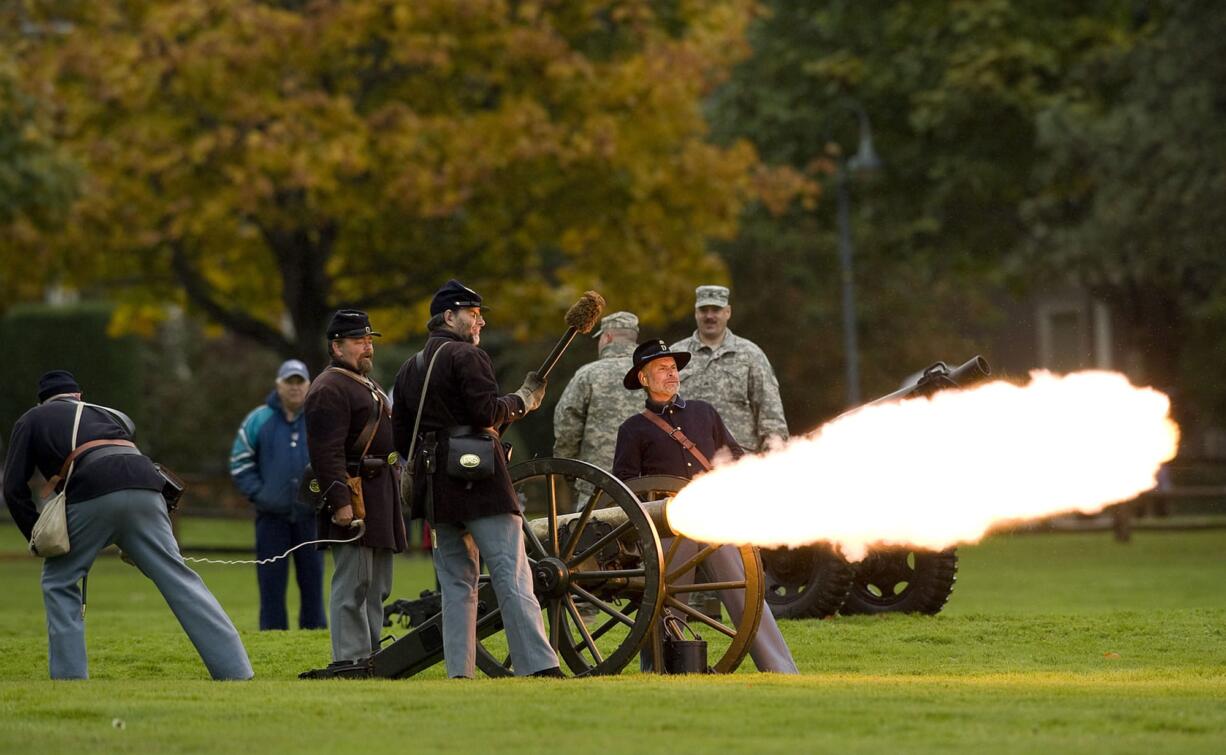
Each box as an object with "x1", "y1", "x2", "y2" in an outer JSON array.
[
  {"x1": 304, "y1": 361, "x2": 407, "y2": 551},
  {"x1": 391, "y1": 331, "x2": 528, "y2": 524}
]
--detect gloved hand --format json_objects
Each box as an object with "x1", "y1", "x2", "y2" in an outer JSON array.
[{"x1": 514, "y1": 371, "x2": 547, "y2": 414}]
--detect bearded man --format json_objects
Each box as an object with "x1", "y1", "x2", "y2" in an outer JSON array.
[
  {"x1": 305, "y1": 309, "x2": 406, "y2": 671},
  {"x1": 392, "y1": 280, "x2": 561, "y2": 679}
]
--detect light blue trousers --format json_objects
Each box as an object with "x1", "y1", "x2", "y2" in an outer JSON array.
[
  {"x1": 329, "y1": 543, "x2": 393, "y2": 662},
  {"x1": 41, "y1": 488, "x2": 253, "y2": 680},
  {"x1": 433, "y1": 513, "x2": 558, "y2": 678}
]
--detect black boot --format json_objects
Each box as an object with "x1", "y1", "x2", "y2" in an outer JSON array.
[{"x1": 530, "y1": 666, "x2": 565, "y2": 679}]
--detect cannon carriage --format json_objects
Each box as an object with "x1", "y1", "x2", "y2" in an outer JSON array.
[
  {"x1": 343, "y1": 457, "x2": 767, "y2": 679},
  {"x1": 304, "y1": 354, "x2": 991, "y2": 679}
]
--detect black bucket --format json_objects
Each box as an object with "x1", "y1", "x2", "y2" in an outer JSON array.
[{"x1": 661, "y1": 615, "x2": 707, "y2": 674}]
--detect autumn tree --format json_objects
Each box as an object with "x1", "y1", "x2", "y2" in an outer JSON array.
[
  {"x1": 19, "y1": 0, "x2": 771, "y2": 371},
  {"x1": 0, "y1": 10, "x2": 80, "y2": 306}
]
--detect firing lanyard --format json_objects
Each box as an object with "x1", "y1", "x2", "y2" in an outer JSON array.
[{"x1": 181, "y1": 522, "x2": 367, "y2": 567}]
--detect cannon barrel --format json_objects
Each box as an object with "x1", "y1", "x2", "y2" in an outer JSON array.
[
  {"x1": 528, "y1": 497, "x2": 673, "y2": 541},
  {"x1": 865, "y1": 355, "x2": 992, "y2": 407}
]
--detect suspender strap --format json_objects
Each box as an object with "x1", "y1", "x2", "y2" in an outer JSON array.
[{"x1": 639, "y1": 409, "x2": 714, "y2": 472}]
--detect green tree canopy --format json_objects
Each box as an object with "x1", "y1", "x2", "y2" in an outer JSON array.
[
  {"x1": 705, "y1": 0, "x2": 1139, "y2": 426},
  {"x1": 1020, "y1": 0, "x2": 1226, "y2": 427}
]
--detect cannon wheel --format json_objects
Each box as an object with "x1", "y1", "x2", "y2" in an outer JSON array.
[
  {"x1": 839, "y1": 547, "x2": 958, "y2": 615},
  {"x1": 625, "y1": 476, "x2": 764, "y2": 674},
  {"x1": 761, "y1": 543, "x2": 853, "y2": 619},
  {"x1": 474, "y1": 458, "x2": 665, "y2": 677}
]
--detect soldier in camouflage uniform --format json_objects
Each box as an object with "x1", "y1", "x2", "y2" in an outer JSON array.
[
  {"x1": 553, "y1": 312, "x2": 644, "y2": 506},
  {"x1": 671, "y1": 285, "x2": 788, "y2": 452}
]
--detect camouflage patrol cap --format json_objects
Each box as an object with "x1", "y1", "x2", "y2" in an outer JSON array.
[
  {"x1": 593, "y1": 311, "x2": 639, "y2": 338},
  {"x1": 695, "y1": 285, "x2": 730, "y2": 308}
]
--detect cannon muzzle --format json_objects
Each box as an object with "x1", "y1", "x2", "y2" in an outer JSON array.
[
  {"x1": 947, "y1": 355, "x2": 991, "y2": 386},
  {"x1": 864, "y1": 355, "x2": 992, "y2": 408}
]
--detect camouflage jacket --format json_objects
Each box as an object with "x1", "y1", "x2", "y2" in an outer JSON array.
[
  {"x1": 671, "y1": 329, "x2": 789, "y2": 452},
  {"x1": 553, "y1": 341, "x2": 643, "y2": 473}
]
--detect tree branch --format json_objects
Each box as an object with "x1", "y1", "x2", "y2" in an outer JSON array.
[{"x1": 169, "y1": 242, "x2": 292, "y2": 354}]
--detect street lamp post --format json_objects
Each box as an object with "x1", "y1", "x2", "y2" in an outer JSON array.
[{"x1": 830, "y1": 102, "x2": 881, "y2": 407}]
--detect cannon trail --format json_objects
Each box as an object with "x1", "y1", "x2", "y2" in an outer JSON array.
[{"x1": 665, "y1": 371, "x2": 1179, "y2": 560}]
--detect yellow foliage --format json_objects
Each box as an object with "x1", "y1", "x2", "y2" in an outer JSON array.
[
  {"x1": 11, "y1": 0, "x2": 788, "y2": 353},
  {"x1": 106, "y1": 303, "x2": 168, "y2": 339}
]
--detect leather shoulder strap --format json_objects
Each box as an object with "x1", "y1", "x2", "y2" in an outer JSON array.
[
  {"x1": 639, "y1": 409, "x2": 713, "y2": 472},
  {"x1": 326, "y1": 366, "x2": 385, "y2": 460},
  {"x1": 408, "y1": 342, "x2": 451, "y2": 464},
  {"x1": 42, "y1": 403, "x2": 138, "y2": 497}
]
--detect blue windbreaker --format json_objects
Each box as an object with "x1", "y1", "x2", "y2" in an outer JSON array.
[{"x1": 229, "y1": 391, "x2": 310, "y2": 518}]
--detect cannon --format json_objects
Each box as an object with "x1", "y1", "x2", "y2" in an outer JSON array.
[
  {"x1": 761, "y1": 356, "x2": 990, "y2": 619},
  {"x1": 302, "y1": 354, "x2": 992, "y2": 679},
  {"x1": 307, "y1": 457, "x2": 767, "y2": 679}
]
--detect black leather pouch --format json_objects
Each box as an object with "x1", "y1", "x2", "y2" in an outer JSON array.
[
  {"x1": 154, "y1": 463, "x2": 186, "y2": 512},
  {"x1": 445, "y1": 433, "x2": 498, "y2": 481}
]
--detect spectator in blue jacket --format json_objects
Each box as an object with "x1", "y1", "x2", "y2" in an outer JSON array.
[{"x1": 230, "y1": 359, "x2": 326, "y2": 631}]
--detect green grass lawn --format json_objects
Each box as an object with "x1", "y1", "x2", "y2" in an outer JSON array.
[{"x1": 0, "y1": 521, "x2": 1223, "y2": 753}]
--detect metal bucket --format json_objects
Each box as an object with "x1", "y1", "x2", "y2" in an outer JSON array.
[{"x1": 661, "y1": 615, "x2": 707, "y2": 674}]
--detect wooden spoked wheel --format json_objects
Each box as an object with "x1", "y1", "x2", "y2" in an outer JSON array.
[
  {"x1": 624, "y1": 476, "x2": 764, "y2": 674},
  {"x1": 474, "y1": 458, "x2": 665, "y2": 678}
]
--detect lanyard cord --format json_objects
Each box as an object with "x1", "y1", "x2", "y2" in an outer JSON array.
[{"x1": 182, "y1": 521, "x2": 366, "y2": 566}]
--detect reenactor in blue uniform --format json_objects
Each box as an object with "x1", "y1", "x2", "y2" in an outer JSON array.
[
  {"x1": 305, "y1": 310, "x2": 407, "y2": 668},
  {"x1": 613, "y1": 341, "x2": 798, "y2": 674},
  {"x1": 392, "y1": 280, "x2": 561, "y2": 678},
  {"x1": 4, "y1": 370, "x2": 252, "y2": 680}
]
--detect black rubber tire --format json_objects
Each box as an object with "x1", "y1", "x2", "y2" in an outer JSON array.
[
  {"x1": 762, "y1": 543, "x2": 853, "y2": 619},
  {"x1": 839, "y1": 547, "x2": 958, "y2": 615}
]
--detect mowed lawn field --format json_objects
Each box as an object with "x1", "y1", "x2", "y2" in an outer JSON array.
[{"x1": 1, "y1": 520, "x2": 1223, "y2": 754}]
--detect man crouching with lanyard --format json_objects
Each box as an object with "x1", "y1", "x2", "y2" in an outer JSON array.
[
  {"x1": 393, "y1": 280, "x2": 562, "y2": 678},
  {"x1": 3, "y1": 370, "x2": 252, "y2": 680}
]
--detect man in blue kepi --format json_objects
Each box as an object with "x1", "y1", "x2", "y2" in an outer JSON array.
[{"x1": 230, "y1": 359, "x2": 326, "y2": 631}]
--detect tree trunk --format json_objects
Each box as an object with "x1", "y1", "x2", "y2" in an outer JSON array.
[{"x1": 263, "y1": 217, "x2": 336, "y2": 377}]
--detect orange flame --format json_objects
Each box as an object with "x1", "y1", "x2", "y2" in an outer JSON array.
[{"x1": 665, "y1": 371, "x2": 1179, "y2": 560}]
